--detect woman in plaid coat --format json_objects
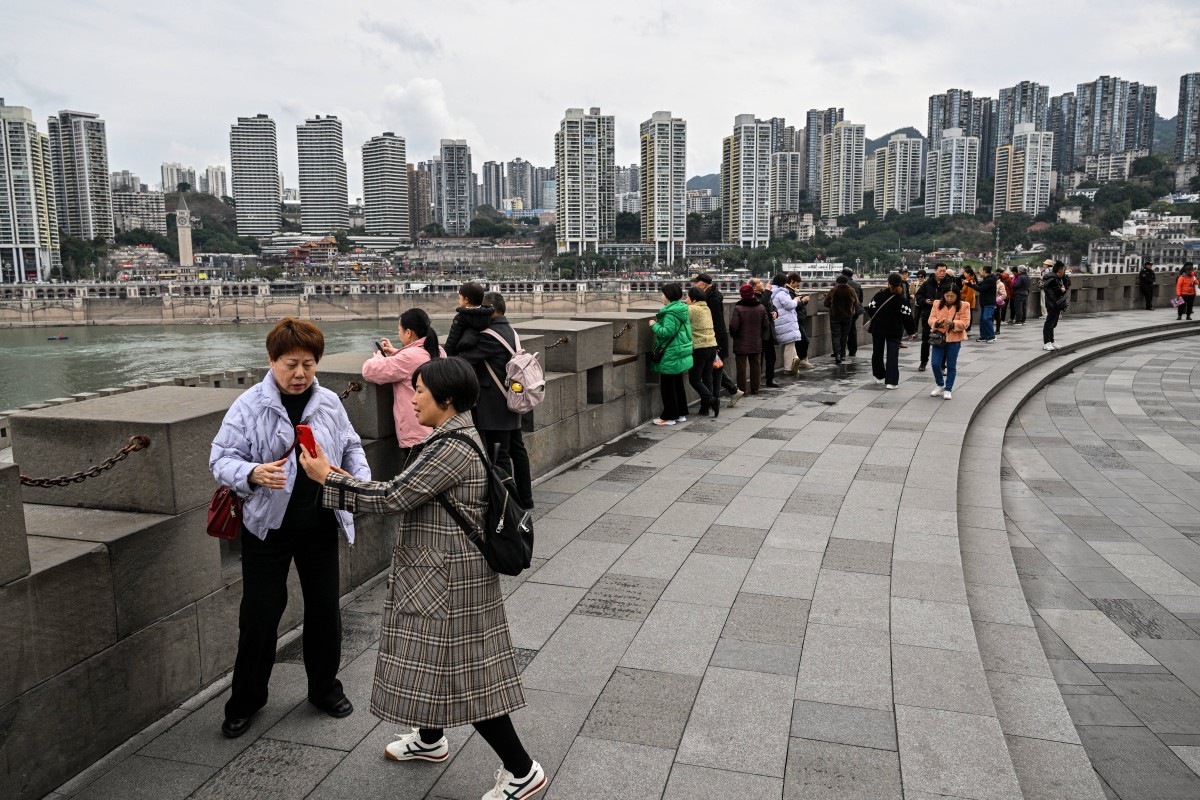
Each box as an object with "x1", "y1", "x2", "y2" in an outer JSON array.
[{"x1": 300, "y1": 357, "x2": 545, "y2": 800}]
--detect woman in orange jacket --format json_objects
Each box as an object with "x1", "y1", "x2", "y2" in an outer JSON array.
[
  {"x1": 1177, "y1": 262, "x2": 1197, "y2": 321},
  {"x1": 926, "y1": 286, "x2": 972, "y2": 399}
]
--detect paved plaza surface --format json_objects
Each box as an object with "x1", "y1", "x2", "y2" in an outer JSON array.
[{"x1": 46, "y1": 311, "x2": 1200, "y2": 800}]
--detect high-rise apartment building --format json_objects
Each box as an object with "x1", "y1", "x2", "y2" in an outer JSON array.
[
  {"x1": 112, "y1": 191, "x2": 166, "y2": 234},
  {"x1": 994, "y1": 123, "x2": 1054, "y2": 218},
  {"x1": 804, "y1": 108, "x2": 843, "y2": 203},
  {"x1": 297, "y1": 115, "x2": 350, "y2": 234},
  {"x1": 925, "y1": 128, "x2": 979, "y2": 218},
  {"x1": 161, "y1": 162, "x2": 197, "y2": 193},
  {"x1": 1073, "y1": 76, "x2": 1157, "y2": 167},
  {"x1": 769, "y1": 151, "x2": 804, "y2": 214},
  {"x1": 532, "y1": 166, "x2": 554, "y2": 209},
  {"x1": 997, "y1": 81, "x2": 1050, "y2": 147},
  {"x1": 229, "y1": 114, "x2": 281, "y2": 237},
  {"x1": 768, "y1": 118, "x2": 795, "y2": 153},
  {"x1": 47, "y1": 109, "x2": 113, "y2": 241},
  {"x1": 506, "y1": 158, "x2": 533, "y2": 209},
  {"x1": 820, "y1": 121, "x2": 866, "y2": 219},
  {"x1": 973, "y1": 97, "x2": 999, "y2": 178},
  {"x1": 438, "y1": 139, "x2": 473, "y2": 237},
  {"x1": 873, "y1": 133, "x2": 923, "y2": 218},
  {"x1": 639, "y1": 111, "x2": 686, "y2": 265},
  {"x1": 0, "y1": 102, "x2": 59, "y2": 282},
  {"x1": 361, "y1": 132, "x2": 409, "y2": 238},
  {"x1": 928, "y1": 89, "x2": 975, "y2": 151},
  {"x1": 110, "y1": 170, "x2": 142, "y2": 193},
  {"x1": 555, "y1": 107, "x2": 615, "y2": 254},
  {"x1": 407, "y1": 163, "x2": 432, "y2": 234},
  {"x1": 615, "y1": 163, "x2": 640, "y2": 195},
  {"x1": 1177, "y1": 73, "x2": 1200, "y2": 164},
  {"x1": 202, "y1": 165, "x2": 228, "y2": 198},
  {"x1": 1048, "y1": 93, "x2": 1077, "y2": 179},
  {"x1": 720, "y1": 114, "x2": 772, "y2": 248},
  {"x1": 481, "y1": 161, "x2": 505, "y2": 209}
]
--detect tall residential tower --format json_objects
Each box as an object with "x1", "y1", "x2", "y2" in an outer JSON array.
[
  {"x1": 297, "y1": 115, "x2": 350, "y2": 234},
  {"x1": 555, "y1": 107, "x2": 615, "y2": 254},
  {"x1": 0, "y1": 101, "x2": 59, "y2": 281},
  {"x1": 229, "y1": 114, "x2": 281, "y2": 237},
  {"x1": 362, "y1": 132, "x2": 409, "y2": 238},
  {"x1": 47, "y1": 109, "x2": 112, "y2": 241},
  {"x1": 639, "y1": 111, "x2": 687, "y2": 266},
  {"x1": 721, "y1": 115, "x2": 771, "y2": 248},
  {"x1": 820, "y1": 121, "x2": 866, "y2": 219}
]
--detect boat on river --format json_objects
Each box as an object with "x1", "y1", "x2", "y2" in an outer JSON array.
[{"x1": 47, "y1": 334, "x2": 69, "y2": 341}]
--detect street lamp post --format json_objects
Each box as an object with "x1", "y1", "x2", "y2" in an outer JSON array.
[{"x1": 855, "y1": 257, "x2": 861, "y2": 276}]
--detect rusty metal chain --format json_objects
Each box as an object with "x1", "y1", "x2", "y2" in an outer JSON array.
[
  {"x1": 19, "y1": 435, "x2": 151, "y2": 487},
  {"x1": 545, "y1": 336, "x2": 570, "y2": 349},
  {"x1": 613, "y1": 323, "x2": 632, "y2": 339},
  {"x1": 339, "y1": 381, "x2": 363, "y2": 400}
]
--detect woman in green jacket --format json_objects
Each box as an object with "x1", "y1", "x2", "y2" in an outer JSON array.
[{"x1": 649, "y1": 282, "x2": 694, "y2": 426}]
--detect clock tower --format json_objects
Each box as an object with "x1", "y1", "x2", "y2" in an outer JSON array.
[{"x1": 176, "y1": 196, "x2": 194, "y2": 272}]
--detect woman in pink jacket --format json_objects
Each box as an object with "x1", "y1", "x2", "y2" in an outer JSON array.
[
  {"x1": 362, "y1": 308, "x2": 446, "y2": 466},
  {"x1": 926, "y1": 286, "x2": 972, "y2": 400}
]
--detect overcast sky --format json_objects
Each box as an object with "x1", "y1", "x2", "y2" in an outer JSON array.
[{"x1": 4, "y1": 0, "x2": 1198, "y2": 199}]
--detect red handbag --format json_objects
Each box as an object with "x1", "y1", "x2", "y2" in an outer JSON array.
[{"x1": 207, "y1": 486, "x2": 244, "y2": 539}]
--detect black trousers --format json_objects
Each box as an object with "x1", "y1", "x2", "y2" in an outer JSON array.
[
  {"x1": 1141, "y1": 287, "x2": 1154, "y2": 310},
  {"x1": 762, "y1": 340, "x2": 777, "y2": 384},
  {"x1": 688, "y1": 346, "x2": 717, "y2": 411},
  {"x1": 919, "y1": 314, "x2": 933, "y2": 366},
  {"x1": 226, "y1": 523, "x2": 344, "y2": 719},
  {"x1": 482, "y1": 428, "x2": 534, "y2": 508},
  {"x1": 659, "y1": 371, "x2": 689, "y2": 420},
  {"x1": 1179, "y1": 294, "x2": 1196, "y2": 318},
  {"x1": 1012, "y1": 296, "x2": 1028, "y2": 324},
  {"x1": 847, "y1": 317, "x2": 859, "y2": 355},
  {"x1": 829, "y1": 317, "x2": 852, "y2": 360},
  {"x1": 1043, "y1": 304, "x2": 1061, "y2": 343},
  {"x1": 871, "y1": 334, "x2": 901, "y2": 386},
  {"x1": 421, "y1": 715, "x2": 532, "y2": 777}
]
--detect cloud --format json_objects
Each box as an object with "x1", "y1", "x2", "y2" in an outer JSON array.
[
  {"x1": 378, "y1": 78, "x2": 486, "y2": 160},
  {"x1": 360, "y1": 15, "x2": 442, "y2": 56}
]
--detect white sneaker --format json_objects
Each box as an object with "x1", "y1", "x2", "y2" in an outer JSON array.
[
  {"x1": 943, "y1": 390, "x2": 953, "y2": 400},
  {"x1": 482, "y1": 761, "x2": 546, "y2": 800},
  {"x1": 385, "y1": 729, "x2": 449, "y2": 762},
  {"x1": 931, "y1": 387, "x2": 943, "y2": 396},
  {"x1": 875, "y1": 378, "x2": 885, "y2": 385},
  {"x1": 676, "y1": 416, "x2": 687, "y2": 422},
  {"x1": 1042, "y1": 343, "x2": 1055, "y2": 351},
  {"x1": 885, "y1": 384, "x2": 897, "y2": 390},
  {"x1": 728, "y1": 389, "x2": 745, "y2": 408},
  {"x1": 789, "y1": 356, "x2": 801, "y2": 375},
  {"x1": 653, "y1": 418, "x2": 676, "y2": 426}
]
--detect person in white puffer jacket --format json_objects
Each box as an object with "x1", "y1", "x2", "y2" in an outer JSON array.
[{"x1": 769, "y1": 275, "x2": 803, "y2": 374}]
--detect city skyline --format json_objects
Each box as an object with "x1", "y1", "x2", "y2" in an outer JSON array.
[{"x1": 3, "y1": 0, "x2": 1196, "y2": 197}]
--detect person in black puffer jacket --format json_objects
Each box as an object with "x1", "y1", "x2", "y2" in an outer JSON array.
[
  {"x1": 444, "y1": 282, "x2": 495, "y2": 355},
  {"x1": 864, "y1": 273, "x2": 917, "y2": 389}
]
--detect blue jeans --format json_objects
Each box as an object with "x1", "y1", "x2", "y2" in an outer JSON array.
[
  {"x1": 931, "y1": 341, "x2": 961, "y2": 390},
  {"x1": 979, "y1": 305, "x2": 995, "y2": 340}
]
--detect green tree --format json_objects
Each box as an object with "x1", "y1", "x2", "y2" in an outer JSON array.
[
  {"x1": 333, "y1": 229, "x2": 353, "y2": 254},
  {"x1": 421, "y1": 222, "x2": 447, "y2": 237},
  {"x1": 615, "y1": 212, "x2": 640, "y2": 242},
  {"x1": 176, "y1": 181, "x2": 192, "y2": 193}
]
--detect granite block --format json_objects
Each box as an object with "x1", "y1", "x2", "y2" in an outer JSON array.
[
  {"x1": 580, "y1": 667, "x2": 701, "y2": 749},
  {"x1": 709, "y1": 638, "x2": 803, "y2": 676},
  {"x1": 722, "y1": 592, "x2": 809, "y2": 646},
  {"x1": 795, "y1": 623, "x2": 892, "y2": 712},
  {"x1": 791, "y1": 699, "x2": 897, "y2": 751},
  {"x1": 783, "y1": 738, "x2": 901, "y2": 800},
  {"x1": 315, "y1": 352, "x2": 394, "y2": 440},
  {"x1": 677, "y1": 667, "x2": 795, "y2": 778},
  {"x1": 894, "y1": 704, "x2": 1022, "y2": 800},
  {"x1": 620, "y1": 600, "x2": 727, "y2": 676},
  {"x1": 0, "y1": 463, "x2": 30, "y2": 584},
  {"x1": 548, "y1": 737, "x2": 674, "y2": 800}
]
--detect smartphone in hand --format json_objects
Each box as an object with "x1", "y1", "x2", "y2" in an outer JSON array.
[
  {"x1": 373, "y1": 340, "x2": 385, "y2": 355},
  {"x1": 296, "y1": 425, "x2": 318, "y2": 458}
]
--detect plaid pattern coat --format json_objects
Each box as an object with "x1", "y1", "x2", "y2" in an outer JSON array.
[{"x1": 320, "y1": 413, "x2": 526, "y2": 727}]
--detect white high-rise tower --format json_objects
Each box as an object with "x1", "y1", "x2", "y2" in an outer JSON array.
[
  {"x1": 438, "y1": 140, "x2": 473, "y2": 237},
  {"x1": 873, "y1": 133, "x2": 923, "y2": 218},
  {"x1": 230, "y1": 114, "x2": 281, "y2": 237},
  {"x1": 994, "y1": 123, "x2": 1054, "y2": 217},
  {"x1": 925, "y1": 128, "x2": 979, "y2": 218},
  {"x1": 47, "y1": 109, "x2": 112, "y2": 241},
  {"x1": 639, "y1": 111, "x2": 687, "y2": 266},
  {"x1": 361, "y1": 133, "x2": 409, "y2": 238},
  {"x1": 297, "y1": 115, "x2": 350, "y2": 234},
  {"x1": 820, "y1": 121, "x2": 866, "y2": 218},
  {"x1": 721, "y1": 114, "x2": 772, "y2": 248},
  {"x1": 555, "y1": 107, "x2": 616, "y2": 255},
  {"x1": 1, "y1": 101, "x2": 60, "y2": 282}
]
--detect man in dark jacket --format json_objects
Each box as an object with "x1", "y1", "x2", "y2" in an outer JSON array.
[
  {"x1": 1010, "y1": 266, "x2": 1030, "y2": 324},
  {"x1": 1138, "y1": 262, "x2": 1156, "y2": 310},
  {"x1": 751, "y1": 278, "x2": 779, "y2": 387},
  {"x1": 693, "y1": 274, "x2": 745, "y2": 406},
  {"x1": 452, "y1": 291, "x2": 533, "y2": 508},
  {"x1": 976, "y1": 265, "x2": 998, "y2": 342},
  {"x1": 843, "y1": 267, "x2": 864, "y2": 357},
  {"x1": 915, "y1": 263, "x2": 955, "y2": 370}
]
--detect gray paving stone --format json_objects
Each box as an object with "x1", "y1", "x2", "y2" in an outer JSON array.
[
  {"x1": 1092, "y1": 598, "x2": 1200, "y2": 640},
  {"x1": 1037, "y1": 608, "x2": 1159, "y2": 666},
  {"x1": 976, "y1": 621, "x2": 1056, "y2": 679},
  {"x1": 722, "y1": 592, "x2": 809, "y2": 646},
  {"x1": 1062, "y1": 693, "x2": 1144, "y2": 726},
  {"x1": 715, "y1": 494, "x2": 786, "y2": 530},
  {"x1": 678, "y1": 482, "x2": 741, "y2": 505},
  {"x1": 709, "y1": 637, "x2": 802, "y2": 676},
  {"x1": 70, "y1": 755, "x2": 215, "y2": 800},
  {"x1": 783, "y1": 738, "x2": 901, "y2": 800},
  {"x1": 892, "y1": 559, "x2": 968, "y2": 603},
  {"x1": 894, "y1": 704, "x2": 1022, "y2": 800},
  {"x1": 968, "y1": 582, "x2": 1034, "y2": 627},
  {"x1": 578, "y1": 514, "x2": 654, "y2": 544},
  {"x1": 791, "y1": 700, "x2": 897, "y2": 751},
  {"x1": 820, "y1": 537, "x2": 892, "y2": 575},
  {"x1": 189, "y1": 739, "x2": 343, "y2": 800},
  {"x1": 307, "y1": 724, "x2": 474, "y2": 800},
  {"x1": 503, "y1": 582, "x2": 588, "y2": 650},
  {"x1": 548, "y1": 737, "x2": 675, "y2": 800},
  {"x1": 579, "y1": 667, "x2": 700, "y2": 749},
  {"x1": 573, "y1": 573, "x2": 667, "y2": 621},
  {"x1": 265, "y1": 647, "x2": 381, "y2": 751},
  {"x1": 677, "y1": 667, "x2": 795, "y2": 779},
  {"x1": 795, "y1": 624, "x2": 892, "y2": 712},
  {"x1": 1004, "y1": 735, "x2": 1106, "y2": 800},
  {"x1": 893, "y1": 644, "x2": 995, "y2": 717},
  {"x1": 1100, "y1": 672, "x2": 1200, "y2": 734},
  {"x1": 809, "y1": 569, "x2": 890, "y2": 631},
  {"x1": 528, "y1": 539, "x2": 626, "y2": 588},
  {"x1": 1048, "y1": 658, "x2": 1104, "y2": 686},
  {"x1": 663, "y1": 764, "x2": 783, "y2": 800},
  {"x1": 646, "y1": 502, "x2": 723, "y2": 537},
  {"x1": 1077, "y1": 725, "x2": 1200, "y2": 800},
  {"x1": 1138, "y1": 639, "x2": 1200, "y2": 697},
  {"x1": 608, "y1": 532, "x2": 696, "y2": 580},
  {"x1": 892, "y1": 597, "x2": 976, "y2": 652},
  {"x1": 520, "y1": 615, "x2": 640, "y2": 697},
  {"x1": 986, "y1": 670, "x2": 1080, "y2": 744},
  {"x1": 693, "y1": 524, "x2": 768, "y2": 558},
  {"x1": 620, "y1": 600, "x2": 727, "y2": 677},
  {"x1": 660, "y1": 553, "x2": 752, "y2": 607}
]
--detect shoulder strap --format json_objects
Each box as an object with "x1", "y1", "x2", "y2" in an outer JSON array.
[
  {"x1": 482, "y1": 327, "x2": 518, "y2": 356},
  {"x1": 429, "y1": 431, "x2": 489, "y2": 542}
]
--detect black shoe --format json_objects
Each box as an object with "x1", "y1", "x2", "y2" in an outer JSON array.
[
  {"x1": 918, "y1": 363, "x2": 927, "y2": 372},
  {"x1": 222, "y1": 716, "x2": 253, "y2": 738},
  {"x1": 310, "y1": 695, "x2": 354, "y2": 719},
  {"x1": 712, "y1": 398, "x2": 720, "y2": 418},
  {"x1": 698, "y1": 405, "x2": 709, "y2": 417}
]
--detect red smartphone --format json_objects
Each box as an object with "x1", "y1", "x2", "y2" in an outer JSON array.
[{"x1": 295, "y1": 425, "x2": 318, "y2": 458}]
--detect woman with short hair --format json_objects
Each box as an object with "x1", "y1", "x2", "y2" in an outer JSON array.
[
  {"x1": 210, "y1": 317, "x2": 371, "y2": 739},
  {"x1": 686, "y1": 286, "x2": 718, "y2": 417},
  {"x1": 299, "y1": 357, "x2": 545, "y2": 800}
]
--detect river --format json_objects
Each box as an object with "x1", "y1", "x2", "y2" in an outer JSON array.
[{"x1": 0, "y1": 321, "x2": 406, "y2": 411}]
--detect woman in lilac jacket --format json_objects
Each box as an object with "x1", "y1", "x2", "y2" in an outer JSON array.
[{"x1": 209, "y1": 317, "x2": 370, "y2": 740}]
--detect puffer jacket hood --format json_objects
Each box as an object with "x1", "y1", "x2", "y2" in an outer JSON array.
[
  {"x1": 770, "y1": 285, "x2": 802, "y2": 344},
  {"x1": 651, "y1": 300, "x2": 694, "y2": 375},
  {"x1": 210, "y1": 374, "x2": 371, "y2": 542}
]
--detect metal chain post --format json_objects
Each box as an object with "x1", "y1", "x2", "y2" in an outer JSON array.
[
  {"x1": 19, "y1": 435, "x2": 151, "y2": 487},
  {"x1": 545, "y1": 336, "x2": 570, "y2": 349}
]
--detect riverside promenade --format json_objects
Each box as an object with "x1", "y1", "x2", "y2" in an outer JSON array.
[{"x1": 41, "y1": 311, "x2": 1200, "y2": 800}]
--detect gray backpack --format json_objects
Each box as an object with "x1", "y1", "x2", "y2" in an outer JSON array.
[{"x1": 482, "y1": 328, "x2": 546, "y2": 413}]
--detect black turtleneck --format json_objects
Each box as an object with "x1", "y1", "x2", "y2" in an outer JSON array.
[{"x1": 277, "y1": 386, "x2": 334, "y2": 533}]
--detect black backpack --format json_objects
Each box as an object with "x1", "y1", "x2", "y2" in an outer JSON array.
[{"x1": 432, "y1": 432, "x2": 534, "y2": 576}]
